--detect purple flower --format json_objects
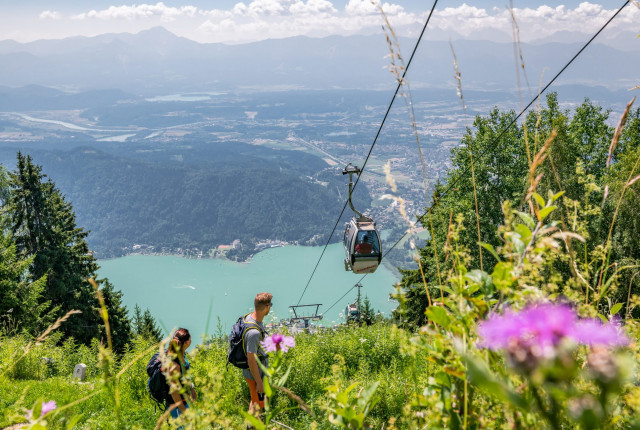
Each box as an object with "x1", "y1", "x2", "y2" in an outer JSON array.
[
  {"x1": 41, "y1": 400, "x2": 57, "y2": 415},
  {"x1": 478, "y1": 303, "x2": 629, "y2": 351},
  {"x1": 261, "y1": 333, "x2": 295, "y2": 353},
  {"x1": 572, "y1": 319, "x2": 629, "y2": 347},
  {"x1": 26, "y1": 400, "x2": 57, "y2": 420},
  {"x1": 478, "y1": 304, "x2": 576, "y2": 351}
]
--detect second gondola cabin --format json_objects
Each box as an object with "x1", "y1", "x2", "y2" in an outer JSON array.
[{"x1": 343, "y1": 216, "x2": 382, "y2": 274}]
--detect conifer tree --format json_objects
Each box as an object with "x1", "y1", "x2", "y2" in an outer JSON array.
[
  {"x1": 140, "y1": 308, "x2": 163, "y2": 342},
  {"x1": 132, "y1": 304, "x2": 162, "y2": 342},
  {"x1": 132, "y1": 304, "x2": 143, "y2": 335},
  {"x1": 359, "y1": 296, "x2": 376, "y2": 326},
  {"x1": 6, "y1": 153, "x2": 130, "y2": 344},
  {"x1": 98, "y1": 279, "x2": 133, "y2": 354},
  {"x1": 0, "y1": 231, "x2": 52, "y2": 336}
]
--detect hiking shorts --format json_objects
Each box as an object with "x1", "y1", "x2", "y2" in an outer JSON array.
[{"x1": 245, "y1": 378, "x2": 265, "y2": 409}]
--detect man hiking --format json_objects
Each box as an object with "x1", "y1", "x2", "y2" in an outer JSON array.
[{"x1": 243, "y1": 292, "x2": 273, "y2": 414}]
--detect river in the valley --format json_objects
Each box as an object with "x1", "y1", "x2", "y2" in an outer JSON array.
[{"x1": 97, "y1": 244, "x2": 400, "y2": 343}]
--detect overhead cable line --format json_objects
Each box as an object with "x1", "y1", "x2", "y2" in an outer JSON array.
[
  {"x1": 322, "y1": 285, "x2": 357, "y2": 316},
  {"x1": 377, "y1": 0, "x2": 631, "y2": 270},
  {"x1": 296, "y1": 0, "x2": 440, "y2": 307},
  {"x1": 322, "y1": 0, "x2": 630, "y2": 310}
]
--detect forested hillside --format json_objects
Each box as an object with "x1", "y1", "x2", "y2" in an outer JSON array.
[
  {"x1": 397, "y1": 94, "x2": 640, "y2": 326},
  {"x1": 0, "y1": 140, "x2": 365, "y2": 258},
  {"x1": 0, "y1": 153, "x2": 162, "y2": 351}
]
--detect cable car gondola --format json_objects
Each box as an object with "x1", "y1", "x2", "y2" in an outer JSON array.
[{"x1": 342, "y1": 164, "x2": 382, "y2": 274}]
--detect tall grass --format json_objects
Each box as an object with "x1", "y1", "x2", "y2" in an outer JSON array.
[{"x1": 0, "y1": 322, "x2": 429, "y2": 429}]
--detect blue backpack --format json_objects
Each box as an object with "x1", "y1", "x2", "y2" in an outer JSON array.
[
  {"x1": 146, "y1": 352, "x2": 170, "y2": 410},
  {"x1": 226, "y1": 313, "x2": 266, "y2": 370}
]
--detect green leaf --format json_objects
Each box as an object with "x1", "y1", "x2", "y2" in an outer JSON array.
[
  {"x1": 551, "y1": 190, "x2": 565, "y2": 202},
  {"x1": 241, "y1": 411, "x2": 266, "y2": 430},
  {"x1": 515, "y1": 211, "x2": 535, "y2": 229},
  {"x1": 532, "y1": 192, "x2": 545, "y2": 208},
  {"x1": 597, "y1": 314, "x2": 608, "y2": 323},
  {"x1": 479, "y1": 242, "x2": 501, "y2": 262},
  {"x1": 441, "y1": 286, "x2": 456, "y2": 296},
  {"x1": 263, "y1": 376, "x2": 273, "y2": 398},
  {"x1": 344, "y1": 382, "x2": 359, "y2": 395},
  {"x1": 434, "y1": 371, "x2": 451, "y2": 389},
  {"x1": 277, "y1": 363, "x2": 292, "y2": 387},
  {"x1": 611, "y1": 303, "x2": 623, "y2": 316},
  {"x1": 464, "y1": 354, "x2": 529, "y2": 410},
  {"x1": 512, "y1": 235, "x2": 525, "y2": 255},
  {"x1": 426, "y1": 306, "x2": 451, "y2": 329},
  {"x1": 514, "y1": 224, "x2": 532, "y2": 244},
  {"x1": 31, "y1": 398, "x2": 43, "y2": 419},
  {"x1": 466, "y1": 284, "x2": 481, "y2": 295},
  {"x1": 600, "y1": 276, "x2": 615, "y2": 298},
  {"x1": 66, "y1": 415, "x2": 83, "y2": 430},
  {"x1": 465, "y1": 270, "x2": 494, "y2": 296},
  {"x1": 357, "y1": 381, "x2": 380, "y2": 414},
  {"x1": 492, "y1": 262, "x2": 514, "y2": 292},
  {"x1": 538, "y1": 205, "x2": 557, "y2": 221}
]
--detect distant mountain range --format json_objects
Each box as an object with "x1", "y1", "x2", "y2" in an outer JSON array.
[{"x1": 0, "y1": 27, "x2": 637, "y2": 94}]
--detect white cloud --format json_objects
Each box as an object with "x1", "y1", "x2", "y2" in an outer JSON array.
[
  {"x1": 71, "y1": 2, "x2": 198, "y2": 22},
  {"x1": 290, "y1": 0, "x2": 336, "y2": 16},
  {"x1": 39, "y1": 10, "x2": 61, "y2": 20},
  {"x1": 345, "y1": 0, "x2": 404, "y2": 17},
  {"x1": 429, "y1": 2, "x2": 639, "y2": 39},
  {"x1": 229, "y1": 0, "x2": 337, "y2": 17},
  {"x1": 30, "y1": 2, "x2": 639, "y2": 44}
]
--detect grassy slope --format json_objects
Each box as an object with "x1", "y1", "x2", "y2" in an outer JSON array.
[{"x1": 0, "y1": 323, "x2": 429, "y2": 429}]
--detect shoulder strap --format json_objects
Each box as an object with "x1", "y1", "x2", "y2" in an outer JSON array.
[
  {"x1": 242, "y1": 313, "x2": 266, "y2": 338},
  {"x1": 241, "y1": 313, "x2": 267, "y2": 356}
]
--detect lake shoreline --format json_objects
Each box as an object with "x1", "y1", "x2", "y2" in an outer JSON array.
[{"x1": 98, "y1": 245, "x2": 400, "y2": 344}]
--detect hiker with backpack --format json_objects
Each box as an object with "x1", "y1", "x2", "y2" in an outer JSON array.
[
  {"x1": 227, "y1": 292, "x2": 273, "y2": 414},
  {"x1": 166, "y1": 328, "x2": 196, "y2": 421},
  {"x1": 147, "y1": 328, "x2": 196, "y2": 428}
]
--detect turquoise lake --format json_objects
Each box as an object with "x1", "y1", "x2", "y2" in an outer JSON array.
[{"x1": 98, "y1": 244, "x2": 400, "y2": 343}]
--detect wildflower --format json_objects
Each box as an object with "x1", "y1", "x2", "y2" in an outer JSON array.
[
  {"x1": 478, "y1": 303, "x2": 629, "y2": 352},
  {"x1": 41, "y1": 400, "x2": 57, "y2": 415},
  {"x1": 261, "y1": 333, "x2": 295, "y2": 353},
  {"x1": 572, "y1": 319, "x2": 629, "y2": 347},
  {"x1": 26, "y1": 400, "x2": 57, "y2": 420},
  {"x1": 478, "y1": 304, "x2": 576, "y2": 352}
]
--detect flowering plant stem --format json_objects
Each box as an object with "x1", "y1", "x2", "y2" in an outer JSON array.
[{"x1": 531, "y1": 383, "x2": 560, "y2": 430}]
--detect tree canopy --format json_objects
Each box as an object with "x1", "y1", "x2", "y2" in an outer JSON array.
[{"x1": 396, "y1": 94, "x2": 640, "y2": 327}]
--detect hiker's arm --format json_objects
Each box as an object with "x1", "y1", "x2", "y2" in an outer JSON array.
[
  {"x1": 247, "y1": 352, "x2": 263, "y2": 393},
  {"x1": 169, "y1": 362, "x2": 187, "y2": 412},
  {"x1": 170, "y1": 391, "x2": 186, "y2": 412}
]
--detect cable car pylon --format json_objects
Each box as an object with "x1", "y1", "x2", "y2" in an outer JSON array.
[
  {"x1": 342, "y1": 163, "x2": 382, "y2": 274},
  {"x1": 345, "y1": 282, "x2": 363, "y2": 323}
]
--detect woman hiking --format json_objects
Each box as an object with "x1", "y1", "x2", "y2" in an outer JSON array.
[{"x1": 167, "y1": 328, "x2": 196, "y2": 429}]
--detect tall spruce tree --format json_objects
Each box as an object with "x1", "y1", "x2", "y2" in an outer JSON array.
[
  {"x1": 0, "y1": 231, "x2": 52, "y2": 336},
  {"x1": 6, "y1": 153, "x2": 132, "y2": 345},
  {"x1": 132, "y1": 304, "x2": 144, "y2": 336},
  {"x1": 98, "y1": 279, "x2": 133, "y2": 354},
  {"x1": 140, "y1": 308, "x2": 163, "y2": 342},
  {"x1": 132, "y1": 304, "x2": 162, "y2": 342}
]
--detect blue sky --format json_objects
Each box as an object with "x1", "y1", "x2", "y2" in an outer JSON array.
[{"x1": 0, "y1": 1, "x2": 636, "y2": 44}]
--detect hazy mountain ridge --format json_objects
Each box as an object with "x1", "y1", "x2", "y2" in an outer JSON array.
[{"x1": 0, "y1": 27, "x2": 636, "y2": 94}]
